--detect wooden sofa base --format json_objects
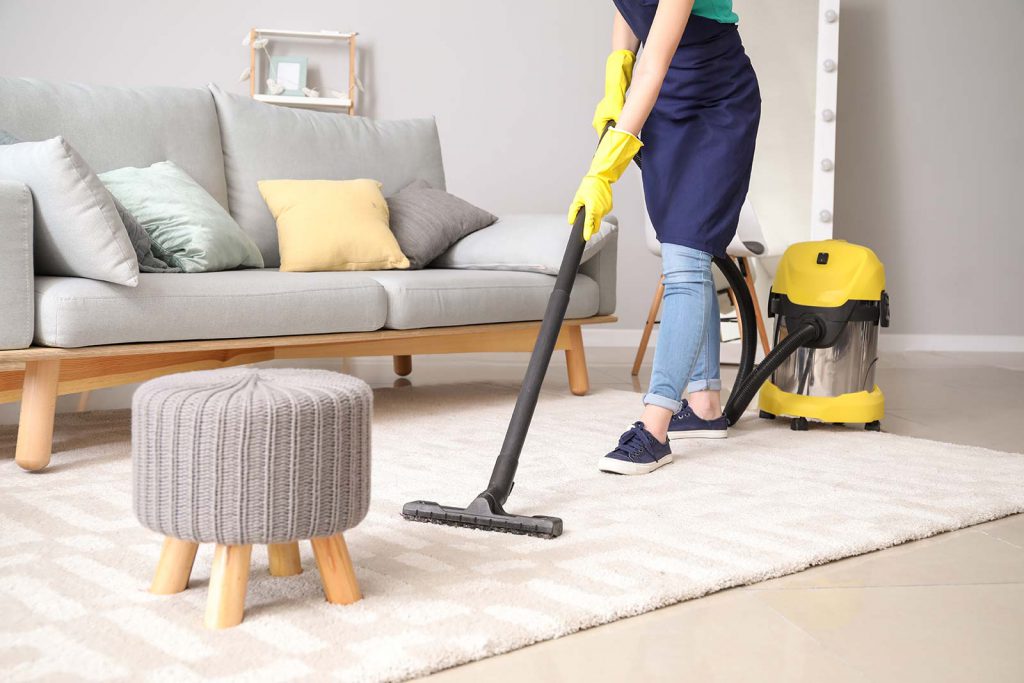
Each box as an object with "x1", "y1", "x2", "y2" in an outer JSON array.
[{"x1": 0, "y1": 316, "x2": 614, "y2": 472}]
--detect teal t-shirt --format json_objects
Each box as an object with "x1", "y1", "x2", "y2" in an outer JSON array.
[{"x1": 692, "y1": 0, "x2": 738, "y2": 24}]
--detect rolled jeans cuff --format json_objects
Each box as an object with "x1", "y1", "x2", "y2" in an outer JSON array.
[
  {"x1": 686, "y1": 378, "x2": 722, "y2": 394},
  {"x1": 643, "y1": 392, "x2": 683, "y2": 413}
]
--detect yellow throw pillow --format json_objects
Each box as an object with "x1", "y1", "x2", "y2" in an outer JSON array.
[{"x1": 257, "y1": 178, "x2": 410, "y2": 272}]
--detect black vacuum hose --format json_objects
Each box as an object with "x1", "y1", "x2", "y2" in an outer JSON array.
[
  {"x1": 723, "y1": 321, "x2": 822, "y2": 425},
  {"x1": 713, "y1": 256, "x2": 758, "y2": 391}
]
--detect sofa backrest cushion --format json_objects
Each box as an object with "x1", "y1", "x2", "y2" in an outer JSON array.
[
  {"x1": 209, "y1": 85, "x2": 446, "y2": 268},
  {"x1": 0, "y1": 77, "x2": 228, "y2": 209}
]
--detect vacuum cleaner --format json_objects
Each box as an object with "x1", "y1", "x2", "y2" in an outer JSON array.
[
  {"x1": 721, "y1": 239, "x2": 889, "y2": 430},
  {"x1": 746, "y1": 239, "x2": 890, "y2": 431}
]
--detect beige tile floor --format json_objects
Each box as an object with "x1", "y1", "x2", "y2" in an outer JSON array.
[{"x1": 344, "y1": 348, "x2": 1024, "y2": 683}]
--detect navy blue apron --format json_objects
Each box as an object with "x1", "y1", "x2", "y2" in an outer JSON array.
[{"x1": 612, "y1": 0, "x2": 761, "y2": 257}]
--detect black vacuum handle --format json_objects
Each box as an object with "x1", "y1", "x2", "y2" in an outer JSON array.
[
  {"x1": 482, "y1": 124, "x2": 623, "y2": 505},
  {"x1": 483, "y1": 207, "x2": 588, "y2": 505},
  {"x1": 482, "y1": 123, "x2": 636, "y2": 507}
]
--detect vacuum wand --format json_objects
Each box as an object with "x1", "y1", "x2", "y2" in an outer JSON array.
[
  {"x1": 485, "y1": 211, "x2": 587, "y2": 504},
  {"x1": 400, "y1": 209, "x2": 587, "y2": 538}
]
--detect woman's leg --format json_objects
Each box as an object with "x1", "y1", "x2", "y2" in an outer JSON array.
[
  {"x1": 685, "y1": 285, "x2": 723, "y2": 419},
  {"x1": 641, "y1": 244, "x2": 715, "y2": 441}
]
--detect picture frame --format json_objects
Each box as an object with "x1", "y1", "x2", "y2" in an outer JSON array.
[{"x1": 269, "y1": 56, "x2": 307, "y2": 97}]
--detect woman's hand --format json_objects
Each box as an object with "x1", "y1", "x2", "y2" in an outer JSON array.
[{"x1": 568, "y1": 128, "x2": 643, "y2": 240}]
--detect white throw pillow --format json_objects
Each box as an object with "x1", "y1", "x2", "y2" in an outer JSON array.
[
  {"x1": 0, "y1": 136, "x2": 139, "y2": 286},
  {"x1": 431, "y1": 213, "x2": 617, "y2": 276}
]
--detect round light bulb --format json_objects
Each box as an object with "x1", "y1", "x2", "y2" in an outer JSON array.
[
  {"x1": 825, "y1": 9, "x2": 838, "y2": 23},
  {"x1": 822, "y1": 109, "x2": 836, "y2": 122},
  {"x1": 819, "y1": 210, "x2": 833, "y2": 223},
  {"x1": 821, "y1": 159, "x2": 834, "y2": 172},
  {"x1": 824, "y1": 59, "x2": 837, "y2": 73}
]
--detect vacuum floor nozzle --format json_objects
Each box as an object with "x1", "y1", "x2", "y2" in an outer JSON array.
[{"x1": 402, "y1": 497, "x2": 563, "y2": 539}]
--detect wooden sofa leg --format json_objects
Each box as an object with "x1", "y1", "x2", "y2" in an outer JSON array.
[
  {"x1": 564, "y1": 325, "x2": 590, "y2": 396},
  {"x1": 15, "y1": 360, "x2": 61, "y2": 472},
  {"x1": 393, "y1": 355, "x2": 412, "y2": 377}
]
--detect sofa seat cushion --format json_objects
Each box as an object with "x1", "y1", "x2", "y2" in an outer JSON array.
[
  {"x1": 364, "y1": 269, "x2": 600, "y2": 330},
  {"x1": 34, "y1": 270, "x2": 388, "y2": 348}
]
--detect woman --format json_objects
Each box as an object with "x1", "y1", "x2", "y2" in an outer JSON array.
[{"x1": 569, "y1": 0, "x2": 760, "y2": 475}]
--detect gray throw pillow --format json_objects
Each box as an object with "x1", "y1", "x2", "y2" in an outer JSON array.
[
  {"x1": 0, "y1": 136, "x2": 140, "y2": 286},
  {"x1": 100, "y1": 161, "x2": 264, "y2": 273},
  {"x1": 386, "y1": 180, "x2": 497, "y2": 268},
  {"x1": 0, "y1": 130, "x2": 176, "y2": 273},
  {"x1": 431, "y1": 213, "x2": 617, "y2": 276}
]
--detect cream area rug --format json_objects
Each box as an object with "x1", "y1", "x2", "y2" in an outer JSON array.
[{"x1": 2, "y1": 383, "x2": 1023, "y2": 682}]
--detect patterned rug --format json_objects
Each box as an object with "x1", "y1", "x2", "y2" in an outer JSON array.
[{"x1": 2, "y1": 383, "x2": 1023, "y2": 682}]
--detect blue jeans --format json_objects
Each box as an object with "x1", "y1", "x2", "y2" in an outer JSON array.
[{"x1": 643, "y1": 244, "x2": 721, "y2": 413}]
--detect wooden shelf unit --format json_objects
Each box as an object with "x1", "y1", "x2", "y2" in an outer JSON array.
[{"x1": 248, "y1": 27, "x2": 358, "y2": 115}]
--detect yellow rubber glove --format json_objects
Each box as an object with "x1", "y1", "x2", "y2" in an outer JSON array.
[
  {"x1": 592, "y1": 50, "x2": 636, "y2": 136},
  {"x1": 568, "y1": 127, "x2": 643, "y2": 241}
]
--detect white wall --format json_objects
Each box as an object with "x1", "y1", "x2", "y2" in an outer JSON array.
[{"x1": 834, "y1": 0, "x2": 1024, "y2": 339}]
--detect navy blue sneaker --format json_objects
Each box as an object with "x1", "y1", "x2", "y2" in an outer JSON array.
[
  {"x1": 598, "y1": 421, "x2": 673, "y2": 475},
  {"x1": 668, "y1": 400, "x2": 728, "y2": 446}
]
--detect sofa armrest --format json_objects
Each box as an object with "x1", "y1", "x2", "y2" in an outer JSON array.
[
  {"x1": 0, "y1": 180, "x2": 34, "y2": 350},
  {"x1": 580, "y1": 216, "x2": 617, "y2": 316}
]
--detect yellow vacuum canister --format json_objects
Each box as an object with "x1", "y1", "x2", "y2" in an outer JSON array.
[{"x1": 758, "y1": 240, "x2": 890, "y2": 431}]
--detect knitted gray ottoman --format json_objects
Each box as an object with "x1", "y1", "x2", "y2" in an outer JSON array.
[{"x1": 132, "y1": 367, "x2": 372, "y2": 629}]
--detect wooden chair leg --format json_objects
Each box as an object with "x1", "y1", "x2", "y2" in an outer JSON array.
[
  {"x1": 150, "y1": 537, "x2": 200, "y2": 595},
  {"x1": 727, "y1": 288, "x2": 742, "y2": 339},
  {"x1": 76, "y1": 391, "x2": 91, "y2": 413},
  {"x1": 393, "y1": 355, "x2": 412, "y2": 377},
  {"x1": 739, "y1": 257, "x2": 771, "y2": 355},
  {"x1": 205, "y1": 544, "x2": 252, "y2": 629},
  {"x1": 563, "y1": 324, "x2": 589, "y2": 396},
  {"x1": 310, "y1": 534, "x2": 361, "y2": 605},
  {"x1": 15, "y1": 360, "x2": 61, "y2": 472},
  {"x1": 631, "y1": 277, "x2": 665, "y2": 376},
  {"x1": 267, "y1": 542, "x2": 302, "y2": 577}
]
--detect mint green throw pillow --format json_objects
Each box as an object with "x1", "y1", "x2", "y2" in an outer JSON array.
[{"x1": 100, "y1": 161, "x2": 263, "y2": 273}]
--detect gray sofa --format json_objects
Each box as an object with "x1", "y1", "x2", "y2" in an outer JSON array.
[{"x1": 0, "y1": 77, "x2": 617, "y2": 472}]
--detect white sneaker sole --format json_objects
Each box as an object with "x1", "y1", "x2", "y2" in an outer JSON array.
[
  {"x1": 669, "y1": 429, "x2": 727, "y2": 453},
  {"x1": 669, "y1": 429, "x2": 728, "y2": 440},
  {"x1": 598, "y1": 453, "x2": 673, "y2": 476}
]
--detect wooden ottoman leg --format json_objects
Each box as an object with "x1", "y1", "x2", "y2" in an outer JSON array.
[
  {"x1": 15, "y1": 360, "x2": 61, "y2": 472},
  {"x1": 268, "y1": 542, "x2": 302, "y2": 577},
  {"x1": 150, "y1": 537, "x2": 200, "y2": 595},
  {"x1": 310, "y1": 534, "x2": 361, "y2": 605},
  {"x1": 205, "y1": 544, "x2": 252, "y2": 629}
]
